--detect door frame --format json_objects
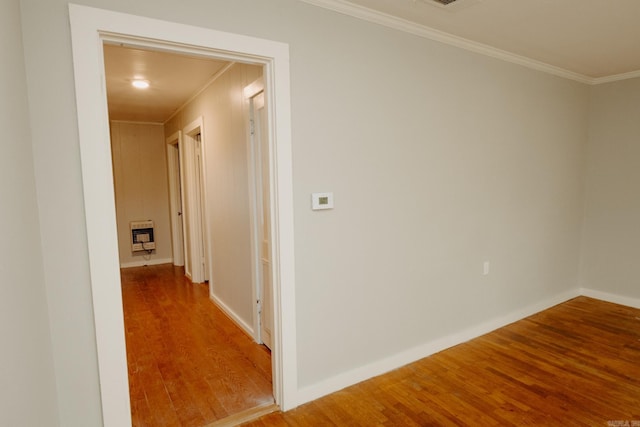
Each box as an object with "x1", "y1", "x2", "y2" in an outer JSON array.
[
  {"x1": 68, "y1": 4, "x2": 298, "y2": 426},
  {"x1": 245, "y1": 78, "x2": 271, "y2": 347},
  {"x1": 166, "y1": 131, "x2": 185, "y2": 267},
  {"x1": 182, "y1": 117, "x2": 209, "y2": 283}
]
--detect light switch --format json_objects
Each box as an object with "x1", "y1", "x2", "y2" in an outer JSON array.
[
  {"x1": 483, "y1": 261, "x2": 490, "y2": 276},
  {"x1": 311, "y1": 192, "x2": 334, "y2": 210}
]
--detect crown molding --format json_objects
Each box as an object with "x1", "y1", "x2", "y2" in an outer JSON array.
[
  {"x1": 110, "y1": 120, "x2": 164, "y2": 125},
  {"x1": 298, "y1": 0, "x2": 640, "y2": 85},
  {"x1": 591, "y1": 69, "x2": 640, "y2": 85}
]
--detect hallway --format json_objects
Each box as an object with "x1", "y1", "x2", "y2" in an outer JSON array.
[{"x1": 121, "y1": 264, "x2": 273, "y2": 426}]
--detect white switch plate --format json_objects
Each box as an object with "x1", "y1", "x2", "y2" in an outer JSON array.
[
  {"x1": 483, "y1": 261, "x2": 490, "y2": 275},
  {"x1": 311, "y1": 192, "x2": 334, "y2": 210}
]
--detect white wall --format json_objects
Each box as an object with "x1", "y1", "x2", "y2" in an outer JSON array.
[
  {"x1": 110, "y1": 121, "x2": 173, "y2": 267},
  {"x1": 20, "y1": 0, "x2": 104, "y2": 423},
  {"x1": 19, "y1": 0, "x2": 591, "y2": 423},
  {"x1": 581, "y1": 78, "x2": 640, "y2": 301},
  {"x1": 165, "y1": 63, "x2": 262, "y2": 328},
  {"x1": 0, "y1": 0, "x2": 59, "y2": 425},
  {"x1": 271, "y1": 5, "x2": 588, "y2": 389}
]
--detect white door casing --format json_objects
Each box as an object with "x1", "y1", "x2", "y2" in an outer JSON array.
[
  {"x1": 166, "y1": 131, "x2": 185, "y2": 267},
  {"x1": 256, "y1": 92, "x2": 273, "y2": 350},
  {"x1": 68, "y1": 5, "x2": 297, "y2": 426},
  {"x1": 245, "y1": 79, "x2": 274, "y2": 350},
  {"x1": 183, "y1": 118, "x2": 208, "y2": 284}
]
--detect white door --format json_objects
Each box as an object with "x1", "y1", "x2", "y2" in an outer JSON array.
[
  {"x1": 166, "y1": 133, "x2": 185, "y2": 267},
  {"x1": 182, "y1": 119, "x2": 208, "y2": 284},
  {"x1": 194, "y1": 133, "x2": 208, "y2": 281},
  {"x1": 252, "y1": 92, "x2": 273, "y2": 349},
  {"x1": 182, "y1": 138, "x2": 193, "y2": 279}
]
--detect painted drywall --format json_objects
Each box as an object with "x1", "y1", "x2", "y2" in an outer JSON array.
[
  {"x1": 165, "y1": 63, "x2": 262, "y2": 331},
  {"x1": 19, "y1": 0, "x2": 590, "y2": 423},
  {"x1": 581, "y1": 77, "x2": 640, "y2": 300},
  {"x1": 0, "y1": 0, "x2": 59, "y2": 425},
  {"x1": 290, "y1": 28, "x2": 588, "y2": 388},
  {"x1": 20, "y1": 0, "x2": 104, "y2": 423},
  {"x1": 110, "y1": 122, "x2": 173, "y2": 267}
]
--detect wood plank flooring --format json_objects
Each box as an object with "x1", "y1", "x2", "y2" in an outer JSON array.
[
  {"x1": 121, "y1": 264, "x2": 273, "y2": 427},
  {"x1": 244, "y1": 297, "x2": 640, "y2": 426}
]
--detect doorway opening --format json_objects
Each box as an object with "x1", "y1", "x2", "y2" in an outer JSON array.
[
  {"x1": 69, "y1": 5, "x2": 297, "y2": 426},
  {"x1": 105, "y1": 44, "x2": 275, "y2": 423}
]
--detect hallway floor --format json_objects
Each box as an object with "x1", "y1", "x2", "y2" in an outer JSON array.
[{"x1": 121, "y1": 264, "x2": 273, "y2": 426}]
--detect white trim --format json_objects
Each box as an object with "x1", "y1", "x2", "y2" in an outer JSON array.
[
  {"x1": 68, "y1": 8, "x2": 131, "y2": 427},
  {"x1": 164, "y1": 62, "x2": 236, "y2": 124},
  {"x1": 580, "y1": 288, "x2": 640, "y2": 309},
  {"x1": 182, "y1": 117, "x2": 208, "y2": 283},
  {"x1": 110, "y1": 119, "x2": 164, "y2": 126},
  {"x1": 245, "y1": 85, "x2": 262, "y2": 344},
  {"x1": 591, "y1": 69, "x2": 640, "y2": 85},
  {"x1": 296, "y1": 288, "x2": 581, "y2": 406},
  {"x1": 68, "y1": 5, "x2": 298, "y2": 425},
  {"x1": 120, "y1": 258, "x2": 174, "y2": 269},
  {"x1": 261, "y1": 43, "x2": 297, "y2": 412},
  {"x1": 244, "y1": 77, "x2": 265, "y2": 99},
  {"x1": 244, "y1": 77, "x2": 269, "y2": 346},
  {"x1": 166, "y1": 131, "x2": 185, "y2": 267},
  {"x1": 210, "y1": 294, "x2": 256, "y2": 338},
  {"x1": 288, "y1": 282, "x2": 640, "y2": 407},
  {"x1": 295, "y1": 285, "x2": 640, "y2": 406},
  {"x1": 298, "y1": 0, "x2": 640, "y2": 85}
]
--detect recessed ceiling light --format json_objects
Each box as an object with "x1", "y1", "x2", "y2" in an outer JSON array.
[{"x1": 132, "y1": 79, "x2": 150, "y2": 89}]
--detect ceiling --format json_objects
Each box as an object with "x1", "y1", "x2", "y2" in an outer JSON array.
[
  {"x1": 303, "y1": 0, "x2": 640, "y2": 82},
  {"x1": 103, "y1": 44, "x2": 230, "y2": 123},
  {"x1": 104, "y1": 0, "x2": 640, "y2": 122}
]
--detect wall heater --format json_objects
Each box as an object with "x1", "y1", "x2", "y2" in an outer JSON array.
[{"x1": 130, "y1": 220, "x2": 156, "y2": 252}]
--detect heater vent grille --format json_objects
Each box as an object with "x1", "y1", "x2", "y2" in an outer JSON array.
[{"x1": 130, "y1": 220, "x2": 156, "y2": 252}]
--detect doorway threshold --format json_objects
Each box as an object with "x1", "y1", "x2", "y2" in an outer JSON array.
[{"x1": 204, "y1": 402, "x2": 278, "y2": 427}]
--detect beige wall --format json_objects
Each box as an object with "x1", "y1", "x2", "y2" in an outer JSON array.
[
  {"x1": 581, "y1": 77, "x2": 640, "y2": 299},
  {"x1": 16, "y1": 0, "x2": 599, "y2": 424},
  {"x1": 0, "y1": 0, "x2": 59, "y2": 425},
  {"x1": 110, "y1": 122, "x2": 173, "y2": 267},
  {"x1": 165, "y1": 63, "x2": 262, "y2": 329}
]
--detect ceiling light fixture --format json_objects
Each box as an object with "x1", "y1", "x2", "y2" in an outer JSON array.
[
  {"x1": 131, "y1": 79, "x2": 150, "y2": 89},
  {"x1": 416, "y1": 0, "x2": 481, "y2": 10}
]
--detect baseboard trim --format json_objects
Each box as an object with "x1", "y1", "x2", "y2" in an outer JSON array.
[
  {"x1": 120, "y1": 257, "x2": 173, "y2": 268},
  {"x1": 295, "y1": 288, "x2": 581, "y2": 406},
  {"x1": 210, "y1": 293, "x2": 256, "y2": 340},
  {"x1": 580, "y1": 288, "x2": 640, "y2": 309}
]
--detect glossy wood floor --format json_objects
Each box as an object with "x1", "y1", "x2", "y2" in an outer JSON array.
[
  {"x1": 245, "y1": 297, "x2": 640, "y2": 426},
  {"x1": 121, "y1": 264, "x2": 273, "y2": 427}
]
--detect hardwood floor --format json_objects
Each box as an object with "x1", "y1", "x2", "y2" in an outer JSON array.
[
  {"x1": 121, "y1": 263, "x2": 273, "y2": 427},
  {"x1": 244, "y1": 297, "x2": 640, "y2": 426}
]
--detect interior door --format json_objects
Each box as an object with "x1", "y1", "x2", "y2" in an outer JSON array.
[
  {"x1": 254, "y1": 92, "x2": 273, "y2": 349},
  {"x1": 182, "y1": 122, "x2": 207, "y2": 284},
  {"x1": 166, "y1": 137, "x2": 185, "y2": 267},
  {"x1": 182, "y1": 136, "x2": 193, "y2": 279},
  {"x1": 194, "y1": 133, "x2": 208, "y2": 281}
]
